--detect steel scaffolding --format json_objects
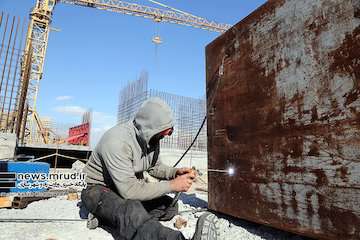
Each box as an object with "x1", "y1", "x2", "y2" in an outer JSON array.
[{"x1": 118, "y1": 72, "x2": 207, "y2": 151}]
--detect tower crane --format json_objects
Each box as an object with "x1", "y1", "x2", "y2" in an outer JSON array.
[{"x1": 18, "y1": 0, "x2": 231, "y2": 144}]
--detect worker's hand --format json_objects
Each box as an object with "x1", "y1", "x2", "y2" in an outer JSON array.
[
  {"x1": 176, "y1": 167, "x2": 197, "y2": 178},
  {"x1": 170, "y1": 173, "x2": 194, "y2": 192}
]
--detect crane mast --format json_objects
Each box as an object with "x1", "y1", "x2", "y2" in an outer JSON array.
[
  {"x1": 19, "y1": 0, "x2": 55, "y2": 143},
  {"x1": 20, "y1": 0, "x2": 231, "y2": 144}
]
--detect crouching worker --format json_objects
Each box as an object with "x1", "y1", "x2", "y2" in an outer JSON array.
[{"x1": 81, "y1": 97, "x2": 215, "y2": 240}]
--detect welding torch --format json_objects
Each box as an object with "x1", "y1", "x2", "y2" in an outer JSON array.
[{"x1": 192, "y1": 166, "x2": 235, "y2": 176}]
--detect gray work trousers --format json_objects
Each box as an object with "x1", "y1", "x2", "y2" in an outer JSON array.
[{"x1": 81, "y1": 184, "x2": 185, "y2": 240}]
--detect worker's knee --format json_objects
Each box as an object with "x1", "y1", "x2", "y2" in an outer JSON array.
[
  {"x1": 81, "y1": 185, "x2": 103, "y2": 213},
  {"x1": 142, "y1": 196, "x2": 179, "y2": 221},
  {"x1": 123, "y1": 199, "x2": 152, "y2": 221},
  {"x1": 108, "y1": 199, "x2": 152, "y2": 235}
]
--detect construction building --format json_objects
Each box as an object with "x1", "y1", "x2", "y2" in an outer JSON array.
[{"x1": 118, "y1": 72, "x2": 207, "y2": 152}]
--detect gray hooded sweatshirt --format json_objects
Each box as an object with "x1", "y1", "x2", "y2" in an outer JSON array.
[{"x1": 84, "y1": 97, "x2": 177, "y2": 201}]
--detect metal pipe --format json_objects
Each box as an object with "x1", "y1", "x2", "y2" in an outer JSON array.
[
  {"x1": 11, "y1": 22, "x2": 26, "y2": 133},
  {"x1": 16, "y1": 45, "x2": 32, "y2": 140},
  {"x1": 20, "y1": 103, "x2": 29, "y2": 144}
]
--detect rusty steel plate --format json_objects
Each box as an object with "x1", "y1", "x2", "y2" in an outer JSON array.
[{"x1": 206, "y1": 0, "x2": 360, "y2": 239}]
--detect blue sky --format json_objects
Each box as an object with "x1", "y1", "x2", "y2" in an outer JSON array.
[{"x1": 0, "y1": 0, "x2": 266, "y2": 145}]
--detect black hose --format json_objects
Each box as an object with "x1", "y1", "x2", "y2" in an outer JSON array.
[
  {"x1": 0, "y1": 218, "x2": 87, "y2": 223},
  {"x1": 169, "y1": 115, "x2": 207, "y2": 208},
  {"x1": 172, "y1": 59, "x2": 224, "y2": 170},
  {"x1": 169, "y1": 56, "x2": 226, "y2": 208},
  {"x1": 172, "y1": 115, "x2": 207, "y2": 168}
]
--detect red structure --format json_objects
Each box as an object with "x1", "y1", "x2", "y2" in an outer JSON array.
[{"x1": 68, "y1": 122, "x2": 90, "y2": 146}]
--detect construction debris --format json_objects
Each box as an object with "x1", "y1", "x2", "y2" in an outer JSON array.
[
  {"x1": 12, "y1": 196, "x2": 49, "y2": 209},
  {"x1": 0, "y1": 133, "x2": 16, "y2": 159},
  {"x1": 0, "y1": 197, "x2": 12, "y2": 208},
  {"x1": 66, "y1": 193, "x2": 79, "y2": 201},
  {"x1": 174, "y1": 216, "x2": 188, "y2": 229}
]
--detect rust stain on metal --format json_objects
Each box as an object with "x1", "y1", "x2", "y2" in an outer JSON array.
[{"x1": 206, "y1": 0, "x2": 360, "y2": 239}]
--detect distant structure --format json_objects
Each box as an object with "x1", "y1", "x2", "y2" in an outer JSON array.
[
  {"x1": 31, "y1": 116, "x2": 54, "y2": 143},
  {"x1": 28, "y1": 110, "x2": 92, "y2": 146},
  {"x1": 118, "y1": 72, "x2": 207, "y2": 151},
  {"x1": 67, "y1": 110, "x2": 92, "y2": 146}
]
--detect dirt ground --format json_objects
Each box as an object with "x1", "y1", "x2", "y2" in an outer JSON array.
[
  {"x1": 0, "y1": 184, "x2": 311, "y2": 240},
  {"x1": 0, "y1": 160, "x2": 311, "y2": 240}
]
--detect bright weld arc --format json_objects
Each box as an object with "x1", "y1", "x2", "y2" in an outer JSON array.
[{"x1": 228, "y1": 167, "x2": 235, "y2": 176}]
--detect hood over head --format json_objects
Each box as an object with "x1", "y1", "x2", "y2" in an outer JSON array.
[{"x1": 134, "y1": 97, "x2": 174, "y2": 146}]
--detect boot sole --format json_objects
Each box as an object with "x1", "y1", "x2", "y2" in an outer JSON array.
[{"x1": 192, "y1": 212, "x2": 220, "y2": 240}]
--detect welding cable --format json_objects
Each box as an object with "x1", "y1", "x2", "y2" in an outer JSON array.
[
  {"x1": 172, "y1": 54, "x2": 227, "y2": 169},
  {"x1": 168, "y1": 116, "x2": 207, "y2": 209},
  {"x1": 169, "y1": 115, "x2": 207, "y2": 207},
  {"x1": 178, "y1": 208, "x2": 208, "y2": 215},
  {"x1": 169, "y1": 55, "x2": 228, "y2": 209},
  {"x1": 0, "y1": 218, "x2": 87, "y2": 223},
  {"x1": 172, "y1": 115, "x2": 207, "y2": 168}
]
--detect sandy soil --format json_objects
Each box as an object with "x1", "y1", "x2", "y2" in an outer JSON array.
[
  {"x1": 0, "y1": 157, "x2": 311, "y2": 240},
  {"x1": 0, "y1": 191, "x2": 310, "y2": 240}
]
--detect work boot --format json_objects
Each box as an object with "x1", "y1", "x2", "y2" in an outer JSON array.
[{"x1": 192, "y1": 212, "x2": 219, "y2": 240}]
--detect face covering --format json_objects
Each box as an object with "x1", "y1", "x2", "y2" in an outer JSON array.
[{"x1": 149, "y1": 133, "x2": 164, "y2": 147}]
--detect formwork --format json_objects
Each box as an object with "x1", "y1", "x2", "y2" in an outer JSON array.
[{"x1": 206, "y1": 0, "x2": 360, "y2": 239}]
